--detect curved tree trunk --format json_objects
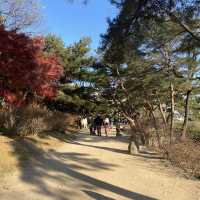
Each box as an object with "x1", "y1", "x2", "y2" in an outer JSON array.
[
  {"x1": 126, "y1": 117, "x2": 140, "y2": 154},
  {"x1": 170, "y1": 82, "x2": 175, "y2": 144},
  {"x1": 181, "y1": 90, "x2": 191, "y2": 140},
  {"x1": 149, "y1": 109, "x2": 162, "y2": 148},
  {"x1": 158, "y1": 99, "x2": 167, "y2": 136},
  {"x1": 145, "y1": 101, "x2": 162, "y2": 148}
]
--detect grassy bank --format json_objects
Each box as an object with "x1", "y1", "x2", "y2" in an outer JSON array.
[{"x1": 0, "y1": 130, "x2": 77, "y2": 178}]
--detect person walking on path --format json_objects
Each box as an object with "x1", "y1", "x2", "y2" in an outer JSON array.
[
  {"x1": 114, "y1": 118, "x2": 121, "y2": 137},
  {"x1": 77, "y1": 115, "x2": 82, "y2": 129},
  {"x1": 88, "y1": 116, "x2": 95, "y2": 135},
  {"x1": 94, "y1": 115, "x2": 103, "y2": 136},
  {"x1": 104, "y1": 117, "x2": 110, "y2": 136}
]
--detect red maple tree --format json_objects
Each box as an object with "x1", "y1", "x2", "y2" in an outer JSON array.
[{"x1": 0, "y1": 25, "x2": 63, "y2": 105}]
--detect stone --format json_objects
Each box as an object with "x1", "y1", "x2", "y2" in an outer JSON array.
[{"x1": 128, "y1": 141, "x2": 139, "y2": 155}]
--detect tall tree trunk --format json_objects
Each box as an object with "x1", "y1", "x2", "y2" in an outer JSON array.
[
  {"x1": 145, "y1": 102, "x2": 162, "y2": 148},
  {"x1": 158, "y1": 100, "x2": 167, "y2": 128},
  {"x1": 158, "y1": 99, "x2": 167, "y2": 137},
  {"x1": 181, "y1": 90, "x2": 191, "y2": 140},
  {"x1": 170, "y1": 82, "x2": 175, "y2": 144},
  {"x1": 149, "y1": 109, "x2": 162, "y2": 148}
]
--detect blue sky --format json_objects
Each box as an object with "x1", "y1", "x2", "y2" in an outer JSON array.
[{"x1": 41, "y1": 0, "x2": 117, "y2": 52}]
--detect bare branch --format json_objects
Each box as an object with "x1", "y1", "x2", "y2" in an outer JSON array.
[{"x1": 0, "y1": 0, "x2": 42, "y2": 31}]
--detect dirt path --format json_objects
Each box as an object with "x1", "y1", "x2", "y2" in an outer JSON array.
[{"x1": 0, "y1": 131, "x2": 199, "y2": 200}]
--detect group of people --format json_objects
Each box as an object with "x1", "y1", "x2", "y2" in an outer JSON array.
[
  {"x1": 77, "y1": 115, "x2": 129, "y2": 137},
  {"x1": 78, "y1": 115, "x2": 110, "y2": 136},
  {"x1": 89, "y1": 115, "x2": 110, "y2": 136}
]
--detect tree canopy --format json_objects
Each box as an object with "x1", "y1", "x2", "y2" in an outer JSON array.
[{"x1": 0, "y1": 25, "x2": 63, "y2": 106}]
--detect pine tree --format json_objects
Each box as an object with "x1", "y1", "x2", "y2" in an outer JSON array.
[{"x1": 43, "y1": 34, "x2": 98, "y2": 114}]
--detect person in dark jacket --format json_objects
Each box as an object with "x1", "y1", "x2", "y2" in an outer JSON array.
[
  {"x1": 88, "y1": 116, "x2": 95, "y2": 135},
  {"x1": 94, "y1": 115, "x2": 103, "y2": 136}
]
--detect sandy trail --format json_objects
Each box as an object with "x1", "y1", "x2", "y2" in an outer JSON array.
[{"x1": 0, "y1": 131, "x2": 199, "y2": 200}]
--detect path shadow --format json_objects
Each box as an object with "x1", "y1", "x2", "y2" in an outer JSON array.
[
  {"x1": 139, "y1": 151, "x2": 158, "y2": 156},
  {"x1": 74, "y1": 132, "x2": 130, "y2": 144},
  {"x1": 8, "y1": 138, "x2": 157, "y2": 200},
  {"x1": 69, "y1": 141, "x2": 164, "y2": 160},
  {"x1": 38, "y1": 129, "x2": 77, "y2": 143},
  {"x1": 83, "y1": 190, "x2": 115, "y2": 200},
  {"x1": 69, "y1": 141, "x2": 129, "y2": 155},
  {"x1": 133, "y1": 154, "x2": 164, "y2": 160}
]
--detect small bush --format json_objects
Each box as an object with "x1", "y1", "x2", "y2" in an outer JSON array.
[
  {"x1": 187, "y1": 121, "x2": 200, "y2": 141},
  {"x1": 47, "y1": 111, "x2": 68, "y2": 132},
  {"x1": 0, "y1": 106, "x2": 17, "y2": 130},
  {"x1": 16, "y1": 117, "x2": 47, "y2": 136},
  {"x1": 0, "y1": 103, "x2": 77, "y2": 137},
  {"x1": 14, "y1": 104, "x2": 50, "y2": 136},
  {"x1": 166, "y1": 140, "x2": 200, "y2": 178}
]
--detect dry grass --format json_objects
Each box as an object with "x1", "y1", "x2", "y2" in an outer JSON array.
[
  {"x1": 165, "y1": 140, "x2": 200, "y2": 178},
  {"x1": 0, "y1": 103, "x2": 79, "y2": 178},
  {"x1": 174, "y1": 120, "x2": 200, "y2": 141},
  {"x1": 0, "y1": 136, "x2": 20, "y2": 176},
  {"x1": 0, "y1": 104, "x2": 79, "y2": 136}
]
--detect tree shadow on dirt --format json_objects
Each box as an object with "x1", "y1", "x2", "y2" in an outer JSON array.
[
  {"x1": 68, "y1": 140, "x2": 164, "y2": 160},
  {"x1": 37, "y1": 129, "x2": 77, "y2": 143},
  {"x1": 82, "y1": 190, "x2": 115, "y2": 200},
  {"x1": 8, "y1": 138, "x2": 157, "y2": 200},
  {"x1": 72, "y1": 130, "x2": 130, "y2": 143},
  {"x1": 69, "y1": 140, "x2": 129, "y2": 155}
]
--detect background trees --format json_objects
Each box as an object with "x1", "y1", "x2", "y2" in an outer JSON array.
[
  {"x1": 0, "y1": 0, "x2": 199, "y2": 141},
  {"x1": 97, "y1": 0, "x2": 200, "y2": 151},
  {"x1": 43, "y1": 34, "x2": 100, "y2": 114}
]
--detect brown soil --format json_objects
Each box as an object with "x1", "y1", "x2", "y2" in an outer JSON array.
[{"x1": 0, "y1": 130, "x2": 199, "y2": 200}]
